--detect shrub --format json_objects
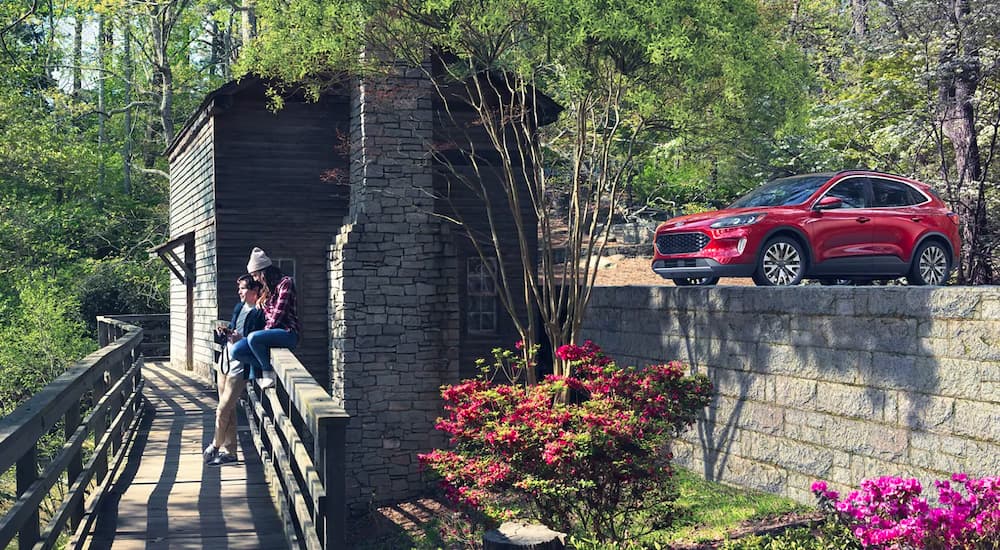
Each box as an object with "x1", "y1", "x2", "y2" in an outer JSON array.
[
  {"x1": 76, "y1": 258, "x2": 168, "y2": 332},
  {"x1": 812, "y1": 475, "x2": 1000, "y2": 549},
  {"x1": 419, "y1": 341, "x2": 713, "y2": 543}
]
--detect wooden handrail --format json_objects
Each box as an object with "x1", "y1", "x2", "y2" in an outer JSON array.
[
  {"x1": 0, "y1": 316, "x2": 145, "y2": 550},
  {"x1": 99, "y1": 313, "x2": 169, "y2": 358},
  {"x1": 240, "y1": 347, "x2": 350, "y2": 550}
]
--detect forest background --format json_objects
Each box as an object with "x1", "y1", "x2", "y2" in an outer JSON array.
[{"x1": 1, "y1": 0, "x2": 999, "y2": 415}]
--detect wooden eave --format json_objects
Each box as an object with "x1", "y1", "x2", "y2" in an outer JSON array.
[{"x1": 149, "y1": 231, "x2": 195, "y2": 285}]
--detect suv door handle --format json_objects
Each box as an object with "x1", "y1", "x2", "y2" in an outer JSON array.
[
  {"x1": 856, "y1": 217, "x2": 870, "y2": 223},
  {"x1": 910, "y1": 217, "x2": 922, "y2": 222}
]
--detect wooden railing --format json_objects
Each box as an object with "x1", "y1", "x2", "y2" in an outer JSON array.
[
  {"x1": 211, "y1": 332, "x2": 349, "y2": 550},
  {"x1": 0, "y1": 315, "x2": 144, "y2": 550},
  {"x1": 98, "y1": 313, "x2": 168, "y2": 358}
]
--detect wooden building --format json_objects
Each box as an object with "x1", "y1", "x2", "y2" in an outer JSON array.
[
  {"x1": 157, "y1": 71, "x2": 559, "y2": 507},
  {"x1": 158, "y1": 78, "x2": 350, "y2": 384}
]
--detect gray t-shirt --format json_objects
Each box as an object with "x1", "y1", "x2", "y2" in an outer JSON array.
[{"x1": 228, "y1": 303, "x2": 256, "y2": 377}]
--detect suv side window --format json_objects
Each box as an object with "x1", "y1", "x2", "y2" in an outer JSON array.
[
  {"x1": 825, "y1": 178, "x2": 868, "y2": 208},
  {"x1": 871, "y1": 178, "x2": 927, "y2": 207}
]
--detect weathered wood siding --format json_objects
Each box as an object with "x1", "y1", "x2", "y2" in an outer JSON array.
[
  {"x1": 166, "y1": 110, "x2": 217, "y2": 377},
  {"x1": 433, "y1": 98, "x2": 539, "y2": 379},
  {"x1": 213, "y1": 87, "x2": 350, "y2": 386}
]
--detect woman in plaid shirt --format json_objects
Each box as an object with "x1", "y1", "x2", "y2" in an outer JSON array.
[{"x1": 230, "y1": 247, "x2": 301, "y2": 389}]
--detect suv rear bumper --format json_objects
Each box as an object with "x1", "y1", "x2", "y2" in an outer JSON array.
[{"x1": 652, "y1": 258, "x2": 754, "y2": 280}]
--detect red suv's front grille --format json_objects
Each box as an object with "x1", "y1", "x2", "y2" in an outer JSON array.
[{"x1": 656, "y1": 232, "x2": 709, "y2": 254}]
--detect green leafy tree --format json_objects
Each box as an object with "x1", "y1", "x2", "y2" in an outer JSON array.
[
  {"x1": 240, "y1": 0, "x2": 806, "y2": 376},
  {"x1": 774, "y1": 0, "x2": 1000, "y2": 283},
  {"x1": 0, "y1": 275, "x2": 95, "y2": 415}
]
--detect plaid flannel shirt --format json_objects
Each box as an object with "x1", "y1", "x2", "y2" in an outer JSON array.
[{"x1": 263, "y1": 276, "x2": 301, "y2": 333}]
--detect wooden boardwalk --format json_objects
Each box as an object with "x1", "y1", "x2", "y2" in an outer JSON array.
[{"x1": 77, "y1": 362, "x2": 290, "y2": 549}]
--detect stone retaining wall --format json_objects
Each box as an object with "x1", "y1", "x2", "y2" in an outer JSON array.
[{"x1": 581, "y1": 286, "x2": 1000, "y2": 503}]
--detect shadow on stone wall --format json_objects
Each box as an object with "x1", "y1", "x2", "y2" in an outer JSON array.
[{"x1": 581, "y1": 285, "x2": 1000, "y2": 502}]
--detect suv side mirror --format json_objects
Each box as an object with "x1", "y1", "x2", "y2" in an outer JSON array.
[{"x1": 814, "y1": 196, "x2": 843, "y2": 210}]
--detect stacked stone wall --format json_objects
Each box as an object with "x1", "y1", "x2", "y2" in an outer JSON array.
[
  {"x1": 581, "y1": 286, "x2": 1000, "y2": 503},
  {"x1": 330, "y1": 64, "x2": 460, "y2": 509}
]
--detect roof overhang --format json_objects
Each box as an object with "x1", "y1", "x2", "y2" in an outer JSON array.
[{"x1": 149, "y1": 232, "x2": 195, "y2": 285}]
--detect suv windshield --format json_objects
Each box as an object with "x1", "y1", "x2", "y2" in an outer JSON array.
[{"x1": 729, "y1": 175, "x2": 831, "y2": 208}]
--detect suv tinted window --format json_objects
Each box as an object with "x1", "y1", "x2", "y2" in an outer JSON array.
[
  {"x1": 871, "y1": 179, "x2": 926, "y2": 207},
  {"x1": 825, "y1": 178, "x2": 867, "y2": 208}
]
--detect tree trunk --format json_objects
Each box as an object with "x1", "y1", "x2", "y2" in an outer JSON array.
[
  {"x1": 72, "y1": 13, "x2": 82, "y2": 97},
  {"x1": 150, "y1": 1, "x2": 180, "y2": 146},
  {"x1": 241, "y1": 0, "x2": 256, "y2": 45},
  {"x1": 852, "y1": 0, "x2": 868, "y2": 38},
  {"x1": 122, "y1": 21, "x2": 133, "y2": 196},
  {"x1": 935, "y1": 0, "x2": 988, "y2": 283},
  {"x1": 97, "y1": 14, "x2": 107, "y2": 190}
]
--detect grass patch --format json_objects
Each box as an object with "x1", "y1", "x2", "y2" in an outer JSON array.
[
  {"x1": 351, "y1": 468, "x2": 819, "y2": 549},
  {"x1": 658, "y1": 468, "x2": 813, "y2": 545}
]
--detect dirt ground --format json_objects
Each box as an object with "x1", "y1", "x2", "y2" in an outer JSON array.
[{"x1": 590, "y1": 254, "x2": 752, "y2": 287}]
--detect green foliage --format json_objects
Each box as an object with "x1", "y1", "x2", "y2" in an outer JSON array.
[
  {"x1": 421, "y1": 342, "x2": 713, "y2": 543},
  {"x1": 241, "y1": 0, "x2": 810, "y2": 213},
  {"x1": 721, "y1": 520, "x2": 859, "y2": 549},
  {"x1": 76, "y1": 258, "x2": 169, "y2": 333},
  {"x1": 0, "y1": 274, "x2": 96, "y2": 415}
]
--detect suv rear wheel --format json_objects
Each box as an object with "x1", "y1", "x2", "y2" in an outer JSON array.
[
  {"x1": 753, "y1": 236, "x2": 806, "y2": 286},
  {"x1": 907, "y1": 240, "x2": 950, "y2": 285}
]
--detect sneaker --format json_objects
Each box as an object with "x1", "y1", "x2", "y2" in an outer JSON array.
[
  {"x1": 211, "y1": 452, "x2": 238, "y2": 466},
  {"x1": 203, "y1": 444, "x2": 217, "y2": 463},
  {"x1": 257, "y1": 375, "x2": 275, "y2": 389}
]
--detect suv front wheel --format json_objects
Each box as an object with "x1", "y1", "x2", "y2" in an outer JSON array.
[{"x1": 753, "y1": 236, "x2": 806, "y2": 286}]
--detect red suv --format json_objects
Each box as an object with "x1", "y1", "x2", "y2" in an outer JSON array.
[{"x1": 651, "y1": 171, "x2": 961, "y2": 286}]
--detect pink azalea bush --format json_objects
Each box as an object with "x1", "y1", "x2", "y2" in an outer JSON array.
[
  {"x1": 812, "y1": 474, "x2": 1000, "y2": 549},
  {"x1": 419, "y1": 341, "x2": 713, "y2": 542}
]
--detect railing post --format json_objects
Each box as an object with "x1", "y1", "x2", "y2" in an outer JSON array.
[
  {"x1": 98, "y1": 319, "x2": 110, "y2": 347},
  {"x1": 93, "y1": 373, "x2": 108, "y2": 484},
  {"x1": 65, "y1": 401, "x2": 84, "y2": 530},
  {"x1": 16, "y1": 444, "x2": 39, "y2": 549},
  {"x1": 315, "y1": 415, "x2": 348, "y2": 550}
]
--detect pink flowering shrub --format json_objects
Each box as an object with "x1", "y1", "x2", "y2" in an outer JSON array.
[
  {"x1": 812, "y1": 474, "x2": 1000, "y2": 549},
  {"x1": 419, "y1": 341, "x2": 712, "y2": 542}
]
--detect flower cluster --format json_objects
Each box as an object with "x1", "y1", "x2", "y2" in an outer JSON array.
[
  {"x1": 812, "y1": 474, "x2": 1000, "y2": 548},
  {"x1": 419, "y1": 341, "x2": 712, "y2": 542}
]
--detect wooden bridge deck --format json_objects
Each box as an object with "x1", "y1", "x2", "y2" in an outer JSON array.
[{"x1": 77, "y1": 362, "x2": 290, "y2": 549}]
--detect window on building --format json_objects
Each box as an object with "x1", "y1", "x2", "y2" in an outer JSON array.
[
  {"x1": 467, "y1": 258, "x2": 497, "y2": 333},
  {"x1": 274, "y1": 258, "x2": 296, "y2": 281}
]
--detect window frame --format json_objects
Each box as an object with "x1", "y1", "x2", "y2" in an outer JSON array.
[{"x1": 466, "y1": 257, "x2": 498, "y2": 334}]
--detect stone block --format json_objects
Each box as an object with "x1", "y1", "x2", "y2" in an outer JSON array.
[
  {"x1": 710, "y1": 369, "x2": 766, "y2": 401},
  {"x1": 948, "y1": 321, "x2": 1000, "y2": 361},
  {"x1": 814, "y1": 381, "x2": 885, "y2": 421},
  {"x1": 894, "y1": 394, "x2": 955, "y2": 432},
  {"x1": 772, "y1": 375, "x2": 817, "y2": 407},
  {"x1": 951, "y1": 399, "x2": 1000, "y2": 442},
  {"x1": 926, "y1": 289, "x2": 980, "y2": 319},
  {"x1": 982, "y1": 297, "x2": 1000, "y2": 320}
]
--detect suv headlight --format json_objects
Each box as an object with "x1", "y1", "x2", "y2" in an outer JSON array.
[{"x1": 709, "y1": 213, "x2": 766, "y2": 229}]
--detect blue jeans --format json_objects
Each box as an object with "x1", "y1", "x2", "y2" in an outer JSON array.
[{"x1": 231, "y1": 329, "x2": 298, "y2": 379}]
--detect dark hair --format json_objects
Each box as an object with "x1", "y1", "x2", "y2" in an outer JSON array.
[
  {"x1": 261, "y1": 265, "x2": 284, "y2": 292},
  {"x1": 237, "y1": 274, "x2": 263, "y2": 292}
]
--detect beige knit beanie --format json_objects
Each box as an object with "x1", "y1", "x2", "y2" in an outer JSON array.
[{"x1": 247, "y1": 247, "x2": 273, "y2": 273}]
